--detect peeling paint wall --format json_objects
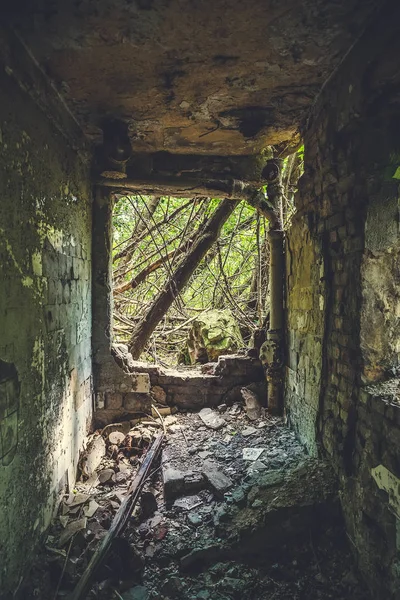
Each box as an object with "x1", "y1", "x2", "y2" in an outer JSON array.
[
  {"x1": 0, "y1": 31, "x2": 92, "y2": 594},
  {"x1": 285, "y1": 7, "x2": 400, "y2": 598}
]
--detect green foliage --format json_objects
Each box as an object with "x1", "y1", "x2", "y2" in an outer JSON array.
[{"x1": 112, "y1": 147, "x2": 303, "y2": 364}]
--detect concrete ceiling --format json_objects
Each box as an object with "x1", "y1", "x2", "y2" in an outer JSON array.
[{"x1": 9, "y1": 0, "x2": 379, "y2": 156}]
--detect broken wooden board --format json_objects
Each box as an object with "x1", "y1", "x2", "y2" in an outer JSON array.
[{"x1": 68, "y1": 432, "x2": 164, "y2": 600}]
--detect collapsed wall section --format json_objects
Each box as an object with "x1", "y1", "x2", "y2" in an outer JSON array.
[
  {"x1": 285, "y1": 6, "x2": 400, "y2": 597},
  {"x1": 0, "y1": 29, "x2": 93, "y2": 594}
]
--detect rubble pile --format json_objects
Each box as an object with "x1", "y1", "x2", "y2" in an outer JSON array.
[{"x1": 22, "y1": 404, "x2": 371, "y2": 600}]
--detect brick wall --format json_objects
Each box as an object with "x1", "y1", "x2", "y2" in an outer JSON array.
[
  {"x1": 0, "y1": 30, "x2": 93, "y2": 594},
  {"x1": 285, "y1": 7, "x2": 400, "y2": 598}
]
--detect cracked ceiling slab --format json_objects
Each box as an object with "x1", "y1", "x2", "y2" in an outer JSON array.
[{"x1": 7, "y1": 0, "x2": 379, "y2": 155}]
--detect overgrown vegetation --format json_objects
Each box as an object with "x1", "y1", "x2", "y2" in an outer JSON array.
[{"x1": 112, "y1": 148, "x2": 303, "y2": 365}]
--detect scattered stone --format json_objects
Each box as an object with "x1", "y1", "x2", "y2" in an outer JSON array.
[
  {"x1": 228, "y1": 403, "x2": 242, "y2": 415},
  {"x1": 217, "y1": 403, "x2": 227, "y2": 413},
  {"x1": 247, "y1": 460, "x2": 268, "y2": 475},
  {"x1": 174, "y1": 496, "x2": 203, "y2": 511},
  {"x1": 164, "y1": 415, "x2": 178, "y2": 427},
  {"x1": 58, "y1": 518, "x2": 87, "y2": 547},
  {"x1": 243, "y1": 447, "x2": 264, "y2": 461},
  {"x1": 241, "y1": 387, "x2": 262, "y2": 421},
  {"x1": 98, "y1": 468, "x2": 115, "y2": 484},
  {"x1": 122, "y1": 585, "x2": 150, "y2": 600},
  {"x1": 198, "y1": 450, "x2": 212, "y2": 460},
  {"x1": 199, "y1": 407, "x2": 226, "y2": 430},
  {"x1": 59, "y1": 515, "x2": 69, "y2": 528},
  {"x1": 83, "y1": 500, "x2": 99, "y2": 518},
  {"x1": 202, "y1": 460, "x2": 233, "y2": 499},
  {"x1": 230, "y1": 487, "x2": 246, "y2": 506},
  {"x1": 163, "y1": 467, "x2": 185, "y2": 501},
  {"x1": 242, "y1": 426, "x2": 258, "y2": 437},
  {"x1": 187, "y1": 512, "x2": 202, "y2": 526},
  {"x1": 66, "y1": 492, "x2": 91, "y2": 507}
]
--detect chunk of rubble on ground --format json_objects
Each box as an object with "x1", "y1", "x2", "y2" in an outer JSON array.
[
  {"x1": 24, "y1": 404, "x2": 372, "y2": 600},
  {"x1": 198, "y1": 407, "x2": 226, "y2": 430}
]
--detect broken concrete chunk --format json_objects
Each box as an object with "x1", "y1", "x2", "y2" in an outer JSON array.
[
  {"x1": 163, "y1": 467, "x2": 185, "y2": 501},
  {"x1": 242, "y1": 426, "x2": 257, "y2": 437},
  {"x1": 199, "y1": 407, "x2": 226, "y2": 430},
  {"x1": 66, "y1": 492, "x2": 91, "y2": 507},
  {"x1": 83, "y1": 435, "x2": 106, "y2": 477},
  {"x1": 58, "y1": 517, "x2": 87, "y2": 547},
  {"x1": 83, "y1": 500, "x2": 99, "y2": 518},
  {"x1": 241, "y1": 387, "x2": 261, "y2": 421},
  {"x1": 59, "y1": 515, "x2": 69, "y2": 528},
  {"x1": 202, "y1": 460, "x2": 233, "y2": 499},
  {"x1": 198, "y1": 450, "x2": 212, "y2": 460},
  {"x1": 243, "y1": 448, "x2": 264, "y2": 461},
  {"x1": 246, "y1": 460, "x2": 268, "y2": 475},
  {"x1": 98, "y1": 468, "x2": 115, "y2": 484},
  {"x1": 174, "y1": 495, "x2": 203, "y2": 511},
  {"x1": 163, "y1": 465, "x2": 205, "y2": 501}
]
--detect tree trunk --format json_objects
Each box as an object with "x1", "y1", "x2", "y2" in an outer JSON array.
[
  {"x1": 114, "y1": 237, "x2": 193, "y2": 294},
  {"x1": 128, "y1": 198, "x2": 239, "y2": 358}
]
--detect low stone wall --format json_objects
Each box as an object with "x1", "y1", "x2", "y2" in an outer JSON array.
[{"x1": 94, "y1": 346, "x2": 266, "y2": 427}]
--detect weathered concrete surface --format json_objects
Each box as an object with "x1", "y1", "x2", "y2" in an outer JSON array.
[
  {"x1": 7, "y1": 0, "x2": 379, "y2": 155},
  {"x1": 0, "y1": 30, "x2": 93, "y2": 594},
  {"x1": 285, "y1": 7, "x2": 400, "y2": 598}
]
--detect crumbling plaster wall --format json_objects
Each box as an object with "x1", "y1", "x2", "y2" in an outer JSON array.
[
  {"x1": 0, "y1": 31, "x2": 93, "y2": 594},
  {"x1": 285, "y1": 7, "x2": 400, "y2": 598}
]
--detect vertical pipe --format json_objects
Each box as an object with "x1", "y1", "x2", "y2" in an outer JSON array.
[
  {"x1": 259, "y1": 159, "x2": 285, "y2": 416},
  {"x1": 267, "y1": 228, "x2": 284, "y2": 415},
  {"x1": 92, "y1": 187, "x2": 115, "y2": 375}
]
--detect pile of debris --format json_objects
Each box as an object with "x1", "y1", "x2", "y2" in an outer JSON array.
[{"x1": 22, "y1": 404, "x2": 371, "y2": 600}]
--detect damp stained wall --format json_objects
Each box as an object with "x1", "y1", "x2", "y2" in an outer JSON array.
[
  {"x1": 285, "y1": 7, "x2": 400, "y2": 598},
  {"x1": 0, "y1": 32, "x2": 93, "y2": 594}
]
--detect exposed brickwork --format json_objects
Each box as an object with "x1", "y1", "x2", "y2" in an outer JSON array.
[
  {"x1": 0, "y1": 32, "x2": 93, "y2": 593},
  {"x1": 285, "y1": 9, "x2": 400, "y2": 598}
]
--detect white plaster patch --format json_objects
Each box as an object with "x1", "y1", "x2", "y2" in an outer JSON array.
[{"x1": 371, "y1": 464, "x2": 400, "y2": 518}]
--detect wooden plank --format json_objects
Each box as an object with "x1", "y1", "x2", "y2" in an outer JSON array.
[{"x1": 69, "y1": 432, "x2": 164, "y2": 600}]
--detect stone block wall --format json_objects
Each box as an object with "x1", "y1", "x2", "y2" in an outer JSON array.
[
  {"x1": 94, "y1": 348, "x2": 266, "y2": 427},
  {"x1": 0, "y1": 30, "x2": 93, "y2": 594},
  {"x1": 285, "y1": 7, "x2": 400, "y2": 597}
]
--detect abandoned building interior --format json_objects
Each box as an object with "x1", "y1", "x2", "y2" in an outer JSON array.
[{"x1": 1, "y1": 0, "x2": 400, "y2": 598}]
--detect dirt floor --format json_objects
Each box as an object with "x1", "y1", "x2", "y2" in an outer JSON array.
[{"x1": 22, "y1": 405, "x2": 372, "y2": 600}]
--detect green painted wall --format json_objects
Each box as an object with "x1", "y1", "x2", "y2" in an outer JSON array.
[{"x1": 0, "y1": 33, "x2": 93, "y2": 594}]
